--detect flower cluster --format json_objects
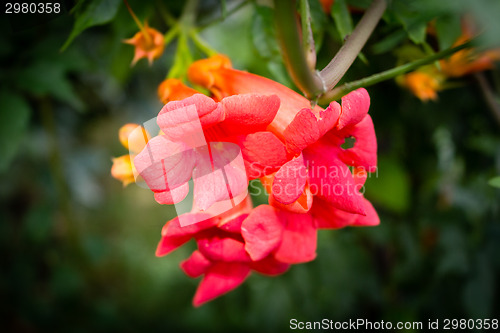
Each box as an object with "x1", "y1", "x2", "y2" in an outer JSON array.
[{"x1": 113, "y1": 54, "x2": 379, "y2": 306}]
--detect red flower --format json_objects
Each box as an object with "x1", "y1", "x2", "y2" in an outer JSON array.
[
  {"x1": 134, "y1": 93, "x2": 281, "y2": 211},
  {"x1": 156, "y1": 196, "x2": 320, "y2": 306},
  {"x1": 119, "y1": 54, "x2": 379, "y2": 306}
]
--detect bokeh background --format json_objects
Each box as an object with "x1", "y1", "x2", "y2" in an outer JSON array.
[{"x1": 1, "y1": 0, "x2": 499, "y2": 332}]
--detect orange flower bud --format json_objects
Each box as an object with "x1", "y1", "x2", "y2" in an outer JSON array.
[
  {"x1": 157, "y1": 79, "x2": 199, "y2": 104},
  {"x1": 119, "y1": 124, "x2": 150, "y2": 154},
  {"x1": 123, "y1": 23, "x2": 165, "y2": 66},
  {"x1": 187, "y1": 54, "x2": 232, "y2": 99},
  {"x1": 111, "y1": 155, "x2": 136, "y2": 186},
  {"x1": 402, "y1": 71, "x2": 442, "y2": 102}
]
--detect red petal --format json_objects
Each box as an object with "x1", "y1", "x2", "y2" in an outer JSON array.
[
  {"x1": 283, "y1": 102, "x2": 341, "y2": 154},
  {"x1": 251, "y1": 255, "x2": 290, "y2": 276},
  {"x1": 274, "y1": 211, "x2": 317, "y2": 264},
  {"x1": 156, "y1": 234, "x2": 191, "y2": 257},
  {"x1": 337, "y1": 88, "x2": 370, "y2": 130},
  {"x1": 337, "y1": 115, "x2": 377, "y2": 172},
  {"x1": 304, "y1": 146, "x2": 366, "y2": 215},
  {"x1": 352, "y1": 198, "x2": 380, "y2": 227},
  {"x1": 180, "y1": 250, "x2": 213, "y2": 278},
  {"x1": 198, "y1": 235, "x2": 251, "y2": 262},
  {"x1": 237, "y1": 132, "x2": 289, "y2": 179},
  {"x1": 311, "y1": 197, "x2": 357, "y2": 229},
  {"x1": 272, "y1": 154, "x2": 307, "y2": 205},
  {"x1": 241, "y1": 205, "x2": 284, "y2": 261},
  {"x1": 160, "y1": 213, "x2": 216, "y2": 238},
  {"x1": 193, "y1": 262, "x2": 251, "y2": 306},
  {"x1": 219, "y1": 94, "x2": 280, "y2": 136},
  {"x1": 217, "y1": 213, "x2": 248, "y2": 233}
]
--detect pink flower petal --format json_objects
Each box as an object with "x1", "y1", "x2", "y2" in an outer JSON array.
[
  {"x1": 219, "y1": 94, "x2": 280, "y2": 136},
  {"x1": 193, "y1": 262, "x2": 251, "y2": 306},
  {"x1": 157, "y1": 94, "x2": 223, "y2": 141},
  {"x1": 283, "y1": 102, "x2": 341, "y2": 154},
  {"x1": 153, "y1": 182, "x2": 190, "y2": 204},
  {"x1": 236, "y1": 132, "x2": 289, "y2": 179},
  {"x1": 241, "y1": 205, "x2": 284, "y2": 261},
  {"x1": 274, "y1": 211, "x2": 317, "y2": 264},
  {"x1": 180, "y1": 250, "x2": 213, "y2": 278},
  {"x1": 134, "y1": 135, "x2": 195, "y2": 192},
  {"x1": 251, "y1": 255, "x2": 290, "y2": 276},
  {"x1": 272, "y1": 154, "x2": 307, "y2": 205},
  {"x1": 192, "y1": 143, "x2": 247, "y2": 211},
  {"x1": 198, "y1": 235, "x2": 251, "y2": 262},
  {"x1": 337, "y1": 88, "x2": 370, "y2": 130}
]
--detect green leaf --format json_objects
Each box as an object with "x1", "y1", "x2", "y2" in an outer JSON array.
[
  {"x1": 488, "y1": 176, "x2": 500, "y2": 188},
  {"x1": 435, "y1": 14, "x2": 462, "y2": 50},
  {"x1": 252, "y1": 5, "x2": 281, "y2": 60},
  {"x1": 389, "y1": 0, "x2": 434, "y2": 44},
  {"x1": 16, "y1": 61, "x2": 84, "y2": 110},
  {"x1": 61, "y1": 0, "x2": 121, "y2": 51},
  {"x1": 331, "y1": 0, "x2": 353, "y2": 41},
  {"x1": 0, "y1": 93, "x2": 31, "y2": 173},
  {"x1": 364, "y1": 156, "x2": 410, "y2": 213}
]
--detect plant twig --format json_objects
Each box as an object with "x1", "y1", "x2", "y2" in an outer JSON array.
[
  {"x1": 320, "y1": 40, "x2": 475, "y2": 102},
  {"x1": 319, "y1": 0, "x2": 386, "y2": 91},
  {"x1": 274, "y1": 0, "x2": 324, "y2": 99},
  {"x1": 474, "y1": 73, "x2": 500, "y2": 127}
]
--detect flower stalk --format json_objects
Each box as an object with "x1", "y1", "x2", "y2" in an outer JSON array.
[
  {"x1": 320, "y1": 40, "x2": 475, "y2": 102},
  {"x1": 319, "y1": 0, "x2": 387, "y2": 91},
  {"x1": 274, "y1": 0, "x2": 324, "y2": 99}
]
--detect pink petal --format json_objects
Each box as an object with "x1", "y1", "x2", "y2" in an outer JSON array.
[
  {"x1": 241, "y1": 205, "x2": 284, "y2": 261},
  {"x1": 251, "y1": 255, "x2": 290, "y2": 276},
  {"x1": 134, "y1": 135, "x2": 195, "y2": 192},
  {"x1": 193, "y1": 144, "x2": 247, "y2": 211},
  {"x1": 274, "y1": 211, "x2": 317, "y2": 264},
  {"x1": 198, "y1": 235, "x2": 251, "y2": 262},
  {"x1": 181, "y1": 250, "x2": 213, "y2": 278},
  {"x1": 337, "y1": 115, "x2": 377, "y2": 172},
  {"x1": 153, "y1": 182, "x2": 190, "y2": 204},
  {"x1": 272, "y1": 154, "x2": 307, "y2": 205},
  {"x1": 304, "y1": 145, "x2": 366, "y2": 215},
  {"x1": 337, "y1": 88, "x2": 370, "y2": 130},
  {"x1": 157, "y1": 94, "x2": 223, "y2": 142},
  {"x1": 352, "y1": 198, "x2": 380, "y2": 227},
  {"x1": 219, "y1": 94, "x2": 280, "y2": 136},
  {"x1": 236, "y1": 132, "x2": 289, "y2": 179},
  {"x1": 193, "y1": 262, "x2": 251, "y2": 306},
  {"x1": 283, "y1": 102, "x2": 341, "y2": 154}
]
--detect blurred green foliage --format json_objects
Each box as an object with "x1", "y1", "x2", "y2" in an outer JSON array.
[{"x1": 0, "y1": 0, "x2": 499, "y2": 332}]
